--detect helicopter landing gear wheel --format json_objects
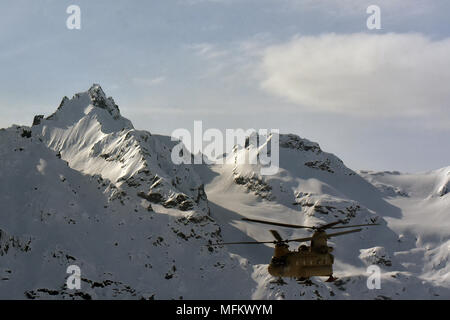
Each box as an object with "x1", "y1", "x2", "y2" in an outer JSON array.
[{"x1": 325, "y1": 275, "x2": 338, "y2": 282}]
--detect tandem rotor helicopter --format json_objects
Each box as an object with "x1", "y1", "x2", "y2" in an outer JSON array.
[{"x1": 211, "y1": 218, "x2": 379, "y2": 282}]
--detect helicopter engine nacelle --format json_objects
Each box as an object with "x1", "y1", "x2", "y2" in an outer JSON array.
[{"x1": 273, "y1": 243, "x2": 289, "y2": 258}]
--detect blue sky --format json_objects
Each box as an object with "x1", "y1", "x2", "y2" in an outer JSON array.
[{"x1": 1, "y1": 0, "x2": 449, "y2": 172}]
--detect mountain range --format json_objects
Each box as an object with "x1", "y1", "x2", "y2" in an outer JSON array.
[{"x1": 0, "y1": 84, "x2": 448, "y2": 299}]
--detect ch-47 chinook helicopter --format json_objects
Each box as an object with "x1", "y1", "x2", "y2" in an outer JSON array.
[{"x1": 212, "y1": 218, "x2": 378, "y2": 282}]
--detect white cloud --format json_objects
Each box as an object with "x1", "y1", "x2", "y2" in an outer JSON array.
[{"x1": 259, "y1": 33, "x2": 450, "y2": 118}]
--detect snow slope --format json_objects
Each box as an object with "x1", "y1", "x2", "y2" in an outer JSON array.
[
  {"x1": 0, "y1": 84, "x2": 448, "y2": 299},
  {"x1": 359, "y1": 169, "x2": 450, "y2": 289}
]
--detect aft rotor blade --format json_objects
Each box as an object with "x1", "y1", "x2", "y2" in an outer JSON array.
[
  {"x1": 326, "y1": 228, "x2": 362, "y2": 238},
  {"x1": 209, "y1": 240, "x2": 276, "y2": 246},
  {"x1": 330, "y1": 223, "x2": 379, "y2": 229},
  {"x1": 242, "y1": 217, "x2": 313, "y2": 229},
  {"x1": 270, "y1": 230, "x2": 283, "y2": 242},
  {"x1": 317, "y1": 220, "x2": 344, "y2": 230}
]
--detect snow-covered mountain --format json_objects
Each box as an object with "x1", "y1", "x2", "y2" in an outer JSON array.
[{"x1": 0, "y1": 84, "x2": 448, "y2": 299}]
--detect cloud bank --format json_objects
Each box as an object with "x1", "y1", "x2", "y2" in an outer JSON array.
[{"x1": 260, "y1": 33, "x2": 450, "y2": 118}]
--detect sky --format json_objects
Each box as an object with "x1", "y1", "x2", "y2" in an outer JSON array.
[{"x1": 0, "y1": 0, "x2": 449, "y2": 172}]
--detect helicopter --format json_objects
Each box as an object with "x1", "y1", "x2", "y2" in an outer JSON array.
[{"x1": 211, "y1": 217, "x2": 379, "y2": 282}]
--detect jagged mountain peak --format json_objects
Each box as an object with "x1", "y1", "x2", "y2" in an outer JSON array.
[
  {"x1": 30, "y1": 85, "x2": 209, "y2": 219},
  {"x1": 236, "y1": 131, "x2": 351, "y2": 178},
  {"x1": 245, "y1": 132, "x2": 321, "y2": 154},
  {"x1": 86, "y1": 83, "x2": 121, "y2": 120},
  {"x1": 88, "y1": 83, "x2": 106, "y2": 98},
  {"x1": 37, "y1": 84, "x2": 132, "y2": 131},
  {"x1": 279, "y1": 133, "x2": 322, "y2": 153}
]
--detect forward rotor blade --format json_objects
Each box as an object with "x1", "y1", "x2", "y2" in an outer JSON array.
[
  {"x1": 330, "y1": 223, "x2": 379, "y2": 229},
  {"x1": 209, "y1": 240, "x2": 276, "y2": 246},
  {"x1": 242, "y1": 217, "x2": 313, "y2": 229},
  {"x1": 270, "y1": 230, "x2": 283, "y2": 242},
  {"x1": 286, "y1": 236, "x2": 313, "y2": 243},
  {"x1": 326, "y1": 228, "x2": 362, "y2": 238}
]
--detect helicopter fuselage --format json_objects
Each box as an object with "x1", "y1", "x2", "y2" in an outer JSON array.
[{"x1": 268, "y1": 245, "x2": 334, "y2": 279}]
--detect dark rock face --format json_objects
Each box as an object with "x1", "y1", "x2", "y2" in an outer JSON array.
[
  {"x1": 438, "y1": 179, "x2": 449, "y2": 197},
  {"x1": 88, "y1": 84, "x2": 121, "y2": 120},
  {"x1": 304, "y1": 159, "x2": 334, "y2": 173},
  {"x1": 195, "y1": 184, "x2": 207, "y2": 204},
  {"x1": 137, "y1": 191, "x2": 163, "y2": 203},
  {"x1": 0, "y1": 229, "x2": 32, "y2": 256},
  {"x1": 23, "y1": 277, "x2": 139, "y2": 300},
  {"x1": 21, "y1": 129, "x2": 32, "y2": 138},
  {"x1": 32, "y1": 115, "x2": 44, "y2": 126},
  {"x1": 137, "y1": 191, "x2": 196, "y2": 211},
  {"x1": 280, "y1": 134, "x2": 322, "y2": 153},
  {"x1": 233, "y1": 172, "x2": 274, "y2": 200}
]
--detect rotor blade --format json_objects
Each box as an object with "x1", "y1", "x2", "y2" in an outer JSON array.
[
  {"x1": 209, "y1": 240, "x2": 276, "y2": 246},
  {"x1": 286, "y1": 236, "x2": 313, "y2": 243},
  {"x1": 330, "y1": 223, "x2": 379, "y2": 229},
  {"x1": 317, "y1": 220, "x2": 344, "y2": 230},
  {"x1": 242, "y1": 217, "x2": 314, "y2": 229},
  {"x1": 326, "y1": 228, "x2": 362, "y2": 238},
  {"x1": 270, "y1": 230, "x2": 283, "y2": 242}
]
